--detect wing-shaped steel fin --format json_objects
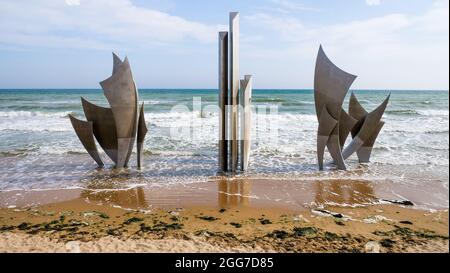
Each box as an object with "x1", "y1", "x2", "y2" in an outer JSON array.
[
  {"x1": 100, "y1": 57, "x2": 138, "y2": 168},
  {"x1": 326, "y1": 134, "x2": 347, "y2": 170},
  {"x1": 339, "y1": 109, "x2": 358, "y2": 148},
  {"x1": 123, "y1": 81, "x2": 139, "y2": 168},
  {"x1": 71, "y1": 53, "x2": 142, "y2": 169},
  {"x1": 357, "y1": 121, "x2": 385, "y2": 163},
  {"x1": 349, "y1": 92, "x2": 368, "y2": 120},
  {"x1": 348, "y1": 92, "x2": 368, "y2": 137},
  {"x1": 313, "y1": 45, "x2": 389, "y2": 170},
  {"x1": 68, "y1": 114, "x2": 104, "y2": 167},
  {"x1": 317, "y1": 106, "x2": 338, "y2": 170},
  {"x1": 314, "y1": 45, "x2": 357, "y2": 121},
  {"x1": 136, "y1": 103, "x2": 148, "y2": 168},
  {"x1": 342, "y1": 94, "x2": 390, "y2": 160},
  {"x1": 81, "y1": 97, "x2": 118, "y2": 164},
  {"x1": 112, "y1": 52, "x2": 122, "y2": 75},
  {"x1": 314, "y1": 45, "x2": 357, "y2": 170}
]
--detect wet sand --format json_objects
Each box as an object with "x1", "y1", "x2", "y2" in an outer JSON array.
[
  {"x1": 0, "y1": 179, "x2": 448, "y2": 253},
  {"x1": 1, "y1": 177, "x2": 448, "y2": 210}
]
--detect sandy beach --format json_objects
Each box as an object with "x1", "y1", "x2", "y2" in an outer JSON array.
[
  {"x1": 0, "y1": 178, "x2": 448, "y2": 253},
  {"x1": 0, "y1": 0, "x2": 448, "y2": 261},
  {"x1": 0, "y1": 89, "x2": 447, "y2": 254}
]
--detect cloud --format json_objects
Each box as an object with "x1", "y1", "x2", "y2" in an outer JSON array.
[
  {"x1": 243, "y1": 0, "x2": 449, "y2": 89},
  {"x1": 0, "y1": 0, "x2": 218, "y2": 50},
  {"x1": 0, "y1": 0, "x2": 448, "y2": 89},
  {"x1": 366, "y1": 0, "x2": 381, "y2": 6},
  {"x1": 414, "y1": 0, "x2": 450, "y2": 33},
  {"x1": 65, "y1": 0, "x2": 80, "y2": 6},
  {"x1": 256, "y1": 0, "x2": 319, "y2": 15},
  {"x1": 270, "y1": 0, "x2": 320, "y2": 12},
  {"x1": 245, "y1": 13, "x2": 311, "y2": 42}
]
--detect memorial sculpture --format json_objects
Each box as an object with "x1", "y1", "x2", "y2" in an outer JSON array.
[
  {"x1": 218, "y1": 12, "x2": 253, "y2": 173},
  {"x1": 314, "y1": 45, "x2": 389, "y2": 170},
  {"x1": 69, "y1": 53, "x2": 148, "y2": 168}
]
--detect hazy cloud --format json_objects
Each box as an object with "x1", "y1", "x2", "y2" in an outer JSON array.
[
  {"x1": 243, "y1": 0, "x2": 449, "y2": 89},
  {"x1": 0, "y1": 0, "x2": 218, "y2": 50},
  {"x1": 270, "y1": 0, "x2": 320, "y2": 12},
  {"x1": 0, "y1": 0, "x2": 448, "y2": 89},
  {"x1": 366, "y1": 0, "x2": 381, "y2": 6},
  {"x1": 65, "y1": 0, "x2": 80, "y2": 6}
]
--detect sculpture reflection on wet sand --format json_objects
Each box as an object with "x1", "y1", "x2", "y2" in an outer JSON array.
[
  {"x1": 81, "y1": 187, "x2": 147, "y2": 209},
  {"x1": 314, "y1": 45, "x2": 390, "y2": 170},
  {"x1": 69, "y1": 53, "x2": 148, "y2": 168},
  {"x1": 218, "y1": 178, "x2": 250, "y2": 208}
]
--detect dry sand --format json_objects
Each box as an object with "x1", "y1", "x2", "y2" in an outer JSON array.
[
  {"x1": 1, "y1": 232, "x2": 447, "y2": 253},
  {"x1": 0, "y1": 197, "x2": 448, "y2": 253},
  {"x1": 0, "y1": 233, "x2": 265, "y2": 253}
]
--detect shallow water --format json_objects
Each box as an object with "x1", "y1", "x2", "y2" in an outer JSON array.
[{"x1": 0, "y1": 89, "x2": 448, "y2": 209}]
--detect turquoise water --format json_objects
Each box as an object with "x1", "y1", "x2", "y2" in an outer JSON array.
[{"x1": 0, "y1": 89, "x2": 448, "y2": 209}]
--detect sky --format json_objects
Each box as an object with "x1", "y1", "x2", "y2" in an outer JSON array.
[{"x1": 0, "y1": 0, "x2": 448, "y2": 90}]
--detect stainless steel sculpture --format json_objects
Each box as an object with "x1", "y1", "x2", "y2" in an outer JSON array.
[
  {"x1": 70, "y1": 53, "x2": 147, "y2": 168},
  {"x1": 68, "y1": 115, "x2": 104, "y2": 167},
  {"x1": 81, "y1": 98, "x2": 118, "y2": 164},
  {"x1": 136, "y1": 103, "x2": 148, "y2": 168},
  {"x1": 344, "y1": 92, "x2": 389, "y2": 162},
  {"x1": 230, "y1": 12, "x2": 240, "y2": 172},
  {"x1": 218, "y1": 12, "x2": 253, "y2": 173},
  {"x1": 100, "y1": 56, "x2": 139, "y2": 168},
  {"x1": 240, "y1": 75, "x2": 253, "y2": 171},
  {"x1": 314, "y1": 45, "x2": 389, "y2": 170},
  {"x1": 314, "y1": 45, "x2": 356, "y2": 170},
  {"x1": 219, "y1": 31, "x2": 229, "y2": 172}
]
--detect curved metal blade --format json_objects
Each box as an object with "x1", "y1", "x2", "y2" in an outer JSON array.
[
  {"x1": 342, "y1": 94, "x2": 390, "y2": 160},
  {"x1": 81, "y1": 97, "x2": 118, "y2": 164},
  {"x1": 69, "y1": 114, "x2": 104, "y2": 167},
  {"x1": 317, "y1": 106, "x2": 338, "y2": 170},
  {"x1": 136, "y1": 103, "x2": 148, "y2": 168},
  {"x1": 100, "y1": 56, "x2": 138, "y2": 168}
]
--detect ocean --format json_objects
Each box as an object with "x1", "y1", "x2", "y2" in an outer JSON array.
[{"x1": 0, "y1": 89, "x2": 448, "y2": 210}]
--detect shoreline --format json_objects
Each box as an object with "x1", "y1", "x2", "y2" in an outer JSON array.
[
  {"x1": 0, "y1": 180, "x2": 448, "y2": 253},
  {"x1": 1, "y1": 177, "x2": 448, "y2": 211}
]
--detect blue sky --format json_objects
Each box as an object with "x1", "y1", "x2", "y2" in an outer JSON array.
[{"x1": 0, "y1": 0, "x2": 448, "y2": 90}]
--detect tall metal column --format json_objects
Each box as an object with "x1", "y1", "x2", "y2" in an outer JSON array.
[
  {"x1": 229, "y1": 12, "x2": 240, "y2": 172},
  {"x1": 218, "y1": 31, "x2": 229, "y2": 172},
  {"x1": 239, "y1": 75, "x2": 253, "y2": 171}
]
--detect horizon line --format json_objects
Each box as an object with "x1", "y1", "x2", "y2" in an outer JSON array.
[{"x1": 0, "y1": 88, "x2": 448, "y2": 92}]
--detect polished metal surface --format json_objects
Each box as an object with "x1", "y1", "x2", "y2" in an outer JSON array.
[
  {"x1": 218, "y1": 12, "x2": 253, "y2": 173},
  {"x1": 100, "y1": 56, "x2": 139, "y2": 168},
  {"x1": 137, "y1": 103, "x2": 148, "y2": 168},
  {"x1": 314, "y1": 45, "x2": 389, "y2": 170},
  {"x1": 239, "y1": 75, "x2": 253, "y2": 171},
  {"x1": 316, "y1": 106, "x2": 338, "y2": 170},
  {"x1": 81, "y1": 97, "x2": 118, "y2": 164},
  {"x1": 348, "y1": 92, "x2": 386, "y2": 163},
  {"x1": 338, "y1": 109, "x2": 358, "y2": 148},
  {"x1": 219, "y1": 31, "x2": 229, "y2": 172},
  {"x1": 314, "y1": 45, "x2": 357, "y2": 170},
  {"x1": 343, "y1": 94, "x2": 390, "y2": 160},
  {"x1": 357, "y1": 121, "x2": 385, "y2": 163},
  {"x1": 68, "y1": 114, "x2": 104, "y2": 167},
  {"x1": 71, "y1": 53, "x2": 144, "y2": 169},
  {"x1": 230, "y1": 12, "x2": 240, "y2": 172}
]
